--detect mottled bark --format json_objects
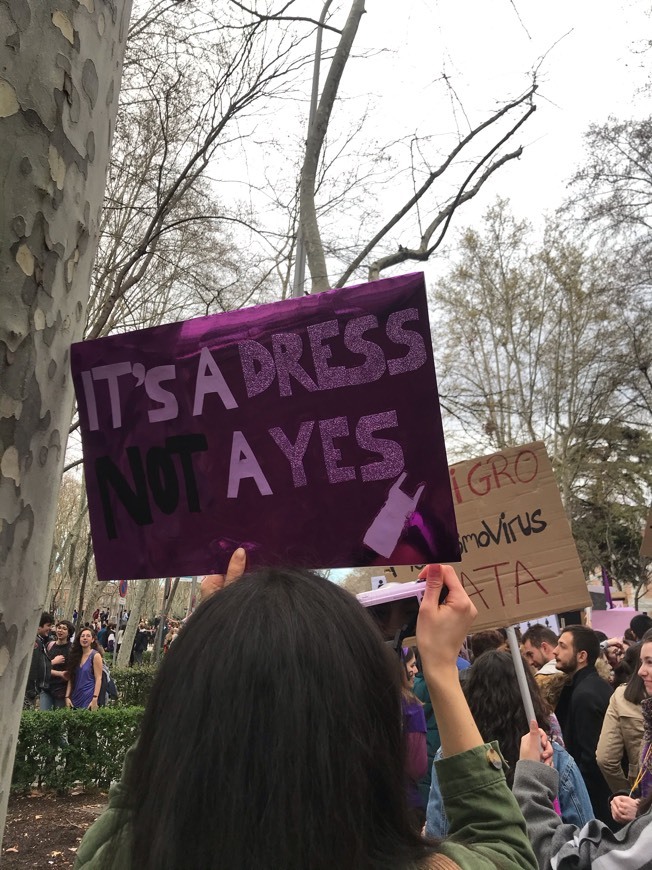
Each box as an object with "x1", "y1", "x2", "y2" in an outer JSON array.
[{"x1": 0, "y1": 0, "x2": 132, "y2": 846}]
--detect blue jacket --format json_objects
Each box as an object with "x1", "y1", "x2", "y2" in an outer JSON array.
[{"x1": 426, "y1": 741, "x2": 594, "y2": 838}]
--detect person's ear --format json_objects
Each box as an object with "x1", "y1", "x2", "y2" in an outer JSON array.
[{"x1": 577, "y1": 648, "x2": 588, "y2": 665}]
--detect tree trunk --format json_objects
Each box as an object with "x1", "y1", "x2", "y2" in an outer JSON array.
[
  {"x1": 152, "y1": 578, "x2": 180, "y2": 664},
  {"x1": 116, "y1": 581, "x2": 148, "y2": 668},
  {"x1": 299, "y1": 0, "x2": 366, "y2": 292},
  {"x1": 0, "y1": 0, "x2": 132, "y2": 847},
  {"x1": 76, "y1": 533, "x2": 93, "y2": 624}
]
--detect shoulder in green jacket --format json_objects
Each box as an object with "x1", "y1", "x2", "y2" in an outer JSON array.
[{"x1": 435, "y1": 742, "x2": 537, "y2": 870}]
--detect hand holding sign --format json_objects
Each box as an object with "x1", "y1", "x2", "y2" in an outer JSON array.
[
  {"x1": 200, "y1": 547, "x2": 247, "y2": 603},
  {"x1": 416, "y1": 564, "x2": 477, "y2": 674},
  {"x1": 519, "y1": 720, "x2": 553, "y2": 766}
]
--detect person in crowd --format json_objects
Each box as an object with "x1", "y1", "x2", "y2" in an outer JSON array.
[
  {"x1": 74, "y1": 558, "x2": 537, "y2": 870},
  {"x1": 399, "y1": 646, "x2": 427, "y2": 824},
  {"x1": 596, "y1": 642, "x2": 645, "y2": 798},
  {"x1": 24, "y1": 612, "x2": 54, "y2": 709},
  {"x1": 163, "y1": 624, "x2": 179, "y2": 653},
  {"x1": 592, "y1": 631, "x2": 624, "y2": 680},
  {"x1": 623, "y1": 627, "x2": 638, "y2": 648},
  {"x1": 425, "y1": 649, "x2": 593, "y2": 837},
  {"x1": 521, "y1": 624, "x2": 558, "y2": 674},
  {"x1": 106, "y1": 623, "x2": 116, "y2": 654},
  {"x1": 40, "y1": 620, "x2": 75, "y2": 710},
  {"x1": 131, "y1": 623, "x2": 150, "y2": 666},
  {"x1": 520, "y1": 624, "x2": 568, "y2": 712},
  {"x1": 97, "y1": 622, "x2": 109, "y2": 650},
  {"x1": 611, "y1": 640, "x2": 641, "y2": 689},
  {"x1": 513, "y1": 635, "x2": 652, "y2": 870},
  {"x1": 601, "y1": 630, "x2": 652, "y2": 825},
  {"x1": 65, "y1": 627, "x2": 103, "y2": 710},
  {"x1": 553, "y1": 625, "x2": 613, "y2": 825},
  {"x1": 412, "y1": 645, "x2": 469, "y2": 806},
  {"x1": 631, "y1": 614, "x2": 652, "y2": 642},
  {"x1": 469, "y1": 629, "x2": 506, "y2": 660}
]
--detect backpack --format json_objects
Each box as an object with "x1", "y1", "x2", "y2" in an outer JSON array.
[{"x1": 99, "y1": 659, "x2": 119, "y2": 705}]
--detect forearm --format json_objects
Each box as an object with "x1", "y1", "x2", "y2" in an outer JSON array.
[
  {"x1": 92, "y1": 659, "x2": 103, "y2": 700},
  {"x1": 513, "y1": 761, "x2": 563, "y2": 870},
  {"x1": 424, "y1": 665, "x2": 482, "y2": 757}
]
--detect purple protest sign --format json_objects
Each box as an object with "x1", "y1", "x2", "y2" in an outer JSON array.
[{"x1": 71, "y1": 272, "x2": 460, "y2": 579}]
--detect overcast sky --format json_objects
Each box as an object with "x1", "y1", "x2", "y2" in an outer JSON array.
[{"x1": 348, "y1": 0, "x2": 650, "y2": 222}]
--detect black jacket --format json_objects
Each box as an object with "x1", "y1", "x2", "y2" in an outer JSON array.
[
  {"x1": 25, "y1": 634, "x2": 51, "y2": 698},
  {"x1": 556, "y1": 666, "x2": 613, "y2": 825}
]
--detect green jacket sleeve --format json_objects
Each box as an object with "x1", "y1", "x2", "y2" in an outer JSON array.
[
  {"x1": 435, "y1": 742, "x2": 537, "y2": 870},
  {"x1": 73, "y1": 747, "x2": 135, "y2": 870}
]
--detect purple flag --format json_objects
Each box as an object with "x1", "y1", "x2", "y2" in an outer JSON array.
[
  {"x1": 71, "y1": 272, "x2": 460, "y2": 579},
  {"x1": 601, "y1": 566, "x2": 614, "y2": 609}
]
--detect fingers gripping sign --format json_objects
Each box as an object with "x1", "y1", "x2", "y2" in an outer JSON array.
[
  {"x1": 200, "y1": 547, "x2": 247, "y2": 602},
  {"x1": 416, "y1": 564, "x2": 478, "y2": 670},
  {"x1": 519, "y1": 720, "x2": 553, "y2": 766}
]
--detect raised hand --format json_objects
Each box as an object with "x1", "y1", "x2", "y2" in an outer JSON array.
[{"x1": 199, "y1": 547, "x2": 247, "y2": 602}]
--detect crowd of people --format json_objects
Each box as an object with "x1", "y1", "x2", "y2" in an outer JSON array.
[
  {"x1": 23, "y1": 611, "x2": 163, "y2": 711},
  {"x1": 61, "y1": 551, "x2": 652, "y2": 870},
  {"x1": 23, "y1": 560, "x2": 652, "y2": 869}
]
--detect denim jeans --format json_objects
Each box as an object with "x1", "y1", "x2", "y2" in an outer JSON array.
[{"x1": 39, "y1": 691, "x2": 66, "y2": 710}]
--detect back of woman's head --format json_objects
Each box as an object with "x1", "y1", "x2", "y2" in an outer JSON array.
[
  {"x1": 615, "y1": 642, "x2": 641, "y2": 691},
  {"x1": 465, "y1": 650, "x2": 549, "y2": 783},
  {"x1": 125, "y1": 568, "x2": 432, "y2": 870},
  {"x1": 625, "y1": 634, "x2": 652, "y2": 704}
]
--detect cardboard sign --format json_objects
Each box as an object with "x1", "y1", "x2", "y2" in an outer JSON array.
[
  {"x1": 641, "y1": 505, "x2": 652, "y2": 558},
  {"x1": 340, "y1": 442, "x2": 590, "y2": 630},
  {"x1": 71, "y1": 273, "x2": 460, "y2": 580}
]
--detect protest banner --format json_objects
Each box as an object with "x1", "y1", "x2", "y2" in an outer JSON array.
[
  {"x1": 641, "y1": 504, "x2": 652, "y2": 558},
  {"x1": 340, "y1": 442, "x2": 590, "y2": 631},
  {"x1": 71, "y1": 273, "x2": 460, "y2": 580}
]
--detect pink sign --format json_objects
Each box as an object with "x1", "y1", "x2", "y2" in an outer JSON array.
[{"x1": 71, "y1": 273, "x2": 460, "y2": 579}]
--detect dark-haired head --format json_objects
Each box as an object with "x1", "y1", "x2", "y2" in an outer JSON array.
[
  {"x1": 67, "y1": 626, "x2": 100, "y2": 680},
  {"x1": 124, "y1": 568, "x2": 437, "y2": 870},
  {"x1": 55, "y1": 620, "x2": 75, "y2": 641},
  {"x1": 631, "y1": 615, "x2": 652, "y2": 641},
  {"x1": 470, "y1": 629, "x2": 504, "y2": 660},
  {"x1": 621, "y1": 643, "x2": 646, "y2": 704},
  {"x1": 464, "y1": 650, "x2": 550, "y2": 785},
  {"x1": 555, "y1": 625, "x2": 600, "y2": 673}
]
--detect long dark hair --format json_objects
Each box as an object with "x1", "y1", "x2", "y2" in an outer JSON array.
[
  {"x1": 465, "y1": 650, "x2": 550, "y2": 786},
  {"x1": 124, "y1": 569, "x2": 437, "y2": 870},
  {"x1": 67, "y1": 627, "x2": 101, "y2": 684},
  {"x1": 619, "y1": 642, "x2": 646, "y2": 701},
  {"x1": 627, "y1": 629, "x2": 652, "y2": 705}
]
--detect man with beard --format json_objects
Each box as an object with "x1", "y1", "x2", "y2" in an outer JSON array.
[{"x1": 554, "y1": 625, "x2": 613, "y2": 826}]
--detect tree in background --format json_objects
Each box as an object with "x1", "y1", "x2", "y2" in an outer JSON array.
[
  {"x1": 433, "y1": 199, "x2": 651, "y2": 595},
  {"x1": 568, "y1": 423, "x2": 652, "y2": 604},
  {"x1": 571, "y1": 116, "x2": 652, "y2": 426}
]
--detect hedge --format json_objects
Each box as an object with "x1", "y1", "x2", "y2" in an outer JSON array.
[
  {"x1": 111, "y1": 665, "x2": 158, "y2": 707},
  {"x1": 12, "y1": 707, "x2": 143, "y2": 792}
]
